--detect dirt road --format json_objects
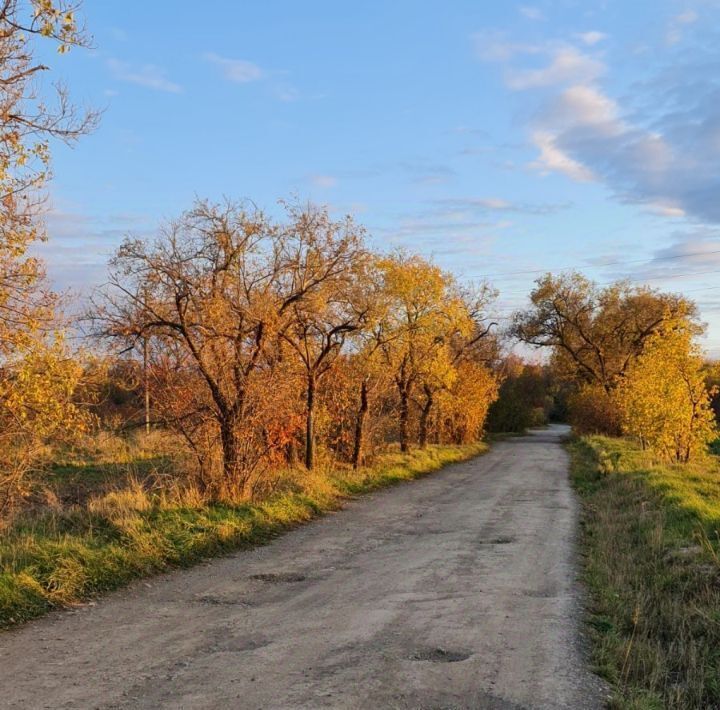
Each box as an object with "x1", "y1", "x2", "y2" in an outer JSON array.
[{"x1": 0, "y1": 425, "x2": 606, "y2": 709}]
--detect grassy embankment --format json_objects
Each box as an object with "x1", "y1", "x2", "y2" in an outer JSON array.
[
  {"x1": 569, "y1": 435, "x2": 720, "y2": 709},
  {"x1": 0, "y1": 441, "x2": 486, "y2": 629}
]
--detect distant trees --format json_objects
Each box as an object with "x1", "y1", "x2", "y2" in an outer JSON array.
[
  {"x1": 486, "y1": 357, "x2": 558, "y2": 433},
  {"x1": 94, "y1": 199, "x2": 500, "y2": 501},
  {"x1": 512, "y1": 273, "x2": 695, "y2": 390},
  {"x1": 512, "y1": 273, "x2": 697, "y2": 431},
  {"x1": 513, "y1": 272, "x2": 716, "y2": 461}
]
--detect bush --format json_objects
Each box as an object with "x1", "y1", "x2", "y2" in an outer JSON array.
[{"x1": 568, "y1": 384, "x2": 622, "y2": 436}]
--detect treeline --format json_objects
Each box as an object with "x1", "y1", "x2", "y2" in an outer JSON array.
[
  {"x1": 85, "y1": 200, "x2": 501, "y2": 501},
  {"x1": 3, "y1": 200, "x2": 719, "y2": 518}
]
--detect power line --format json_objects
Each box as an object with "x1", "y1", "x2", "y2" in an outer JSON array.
[
  {"x1": 473, "y1": 247, "x2": 720, "y2": 281},
  {"x1": 491, "y1": 270, "x2": 720, "y2": 298}
]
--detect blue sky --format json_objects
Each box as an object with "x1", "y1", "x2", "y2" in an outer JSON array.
[{"x1": 38, "y1": 0, "x2": 720, "y2": 356}]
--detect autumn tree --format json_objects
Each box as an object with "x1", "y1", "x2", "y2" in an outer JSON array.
[
  {"x1": 96, "y1": 201, "x2": 288, "y2": 498},
  {"x1": 0, "y1": 1, "x2": 97, "y2": 516},
  {"x1": 512, "y1": 273, "x2": 696, "y2": 392},
  {"x1": 376, "y1": 255, "x2": 445, "y2": 451},
  {"x1": 0, "y1": 335, "x2": 88, "y2": 518},
  {"x1": 440, "y1": 359, "x2": 499, "y2": 444},
  {"x1": 0, "y1": 1, "x2": 96, "y2": 354},
  {"x1": 617, "y1": 321, "x2": 717, "y2": 462},
  {"x1": 376, "y1": 254, "x2": 496, "y2": 451},
  {"x1": 278, "y1": 204, "x2": 372, "y2": 469},
  {"x1": 94, "y1": 200, "x2": 379, "y2": 497},
  {"x1": 512, "y1": 272, "x2": 697, "y2": 433}
]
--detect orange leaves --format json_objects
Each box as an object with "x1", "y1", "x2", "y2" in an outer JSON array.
[{"x1": 95, "y1": 201, "x2": 502, "y2": 492}]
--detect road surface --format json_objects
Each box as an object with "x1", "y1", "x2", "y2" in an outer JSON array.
[{"x1": 0, "y1": 425, "x2": 606, "y2": 709}]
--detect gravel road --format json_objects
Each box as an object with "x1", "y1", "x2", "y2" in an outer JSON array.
[{"x1": 0, "y1": 424, "x2": 606, "y2": 709}]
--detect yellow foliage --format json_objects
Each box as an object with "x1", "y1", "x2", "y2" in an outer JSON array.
[
  {"x1": 441, "y1": 360, "x2": 499, "y2": 443},
  {"x1": 616, "y1": 321, "x2": 717, "y2": 462},
  {"x1": 0, "y1": 334, "x2": 89, "y2": 516}
]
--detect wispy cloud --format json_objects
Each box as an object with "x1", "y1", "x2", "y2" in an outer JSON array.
[
  {"x1": 506, "y1": 46, "x2": 605, "y2": 89},
  {"x1": 519, "y1": 6, "x2": 544, "y2": 21},
  {"x1": 643, "y1": 229, "x2": 720, "y2": 277},
  {"x1": 473, "y1": 21, "x2": 720, "y2": 224},
  {"x1": 576, "y1": 31, "x2": 607, "y2": 46},
  {"x1": 107, "y1": 59, "x2": 182, "y2": 93},
  {"x1": 398, "y1": 161, "x2": 456, "y2": 185},
  {"x1": 273, "y1": 85, "x2": 301, "y2": 102},
  {"x1": 203, "y1": 53, "x2": 264, "y2": 83},
  {"x1": 433, "y1": 197, "x2": 570, "y2": 214},
  {"x1": 310, "y1": 174, "x2": 338, "y2": 188},
  {"x1": 38, "y1": 208, "x2": 155, "y2": 292},
  {"x1": 472, "y1": 31, "x2": 542, "y2": 62},
  {"x1": 666, "y1": 9, "x2": 698, "y2": 45}
]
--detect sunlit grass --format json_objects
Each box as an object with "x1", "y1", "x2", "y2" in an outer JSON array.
[
  {"x1": 0, "y1": 442, "x2": 486, "y2": 629},
  {"x1": 570, "y1": 436, "x2": 720, "y2": 709}
]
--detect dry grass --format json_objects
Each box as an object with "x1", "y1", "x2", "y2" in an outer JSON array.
[
  {"x1": 570, "y1": 436, "x2": 720, "y2": 709},
  {"x1": 0, "y1": 441, "x2": 486, "y2": 629}
]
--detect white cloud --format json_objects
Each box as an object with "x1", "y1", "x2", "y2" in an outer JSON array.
[
  {"x1": 577, "y1": 31, "x2": 607, "y2": 46},
  {"x1": 473, "y1": 27, "x2": 720, "y2": 220},
  {"x1": 474, "y1": 197, "x2": 512, "y2": 209},
  {"x1": 545, "y1": 84, "x2": 620, "y2": 128},
  {"x1": 506, "y1": 47, "x2": 605, "y2": 89},
  {"x1": 107, "y1": 59, "x2": 182, "y2": 93},
  {"x1": 530, "y1": 131, "x2": 595, "y2": 181},
  {"x1": 204, "y1": 53, "x2": 264, "y2": 83},
  {"x1": 646, "y1": 202, "x2": 686, "y2": 217},
  {"x1": 519, "y1": 6, "x2": 544, "y2": 21}
]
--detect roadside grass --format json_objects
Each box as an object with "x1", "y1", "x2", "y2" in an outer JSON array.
[
  {"x1": 0, "y1": 442, "x2": 486, "y2": 629},
  {"x1": 569, "y1": 435, "x2": 720, "y2": 709}
]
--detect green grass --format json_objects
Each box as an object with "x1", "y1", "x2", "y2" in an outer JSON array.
[
  {"x1": 569, "y1": 435, "x2": 720, "y2": 709},
  {"x1": 0, "y1": 442, "x2": 486, "y2": 629}
]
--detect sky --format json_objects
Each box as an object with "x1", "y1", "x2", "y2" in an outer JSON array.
[{"x1": 36, "y1": 0, "x2": 720, "y2": 357}]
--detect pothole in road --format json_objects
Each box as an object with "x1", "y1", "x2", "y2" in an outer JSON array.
[
  {"x1": 478, "y1": 536, "x2": 516, "y2": 545},
  {"x1": 409, "y1": 648, "x2": 472, "y2": 663},
  {"x1": 195, "y1": 595, "x2": 252, "y2": 606},
  {"x1": 249, "y1": 572, "x2": 307, "y2": 583}
]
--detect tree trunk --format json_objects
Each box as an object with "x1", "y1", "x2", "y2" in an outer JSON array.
[
  {"x1": 399, "y1": 384, "x2": 410, "y2": 453},
  {"x1": 219, "y1": 414, "x2": 240, "y2": 496},
  {"x1": 418, "y1": 385, "x2": 433, "y2": 449},
  {"x1": 305, "y1": 373, "x2": 316, "y2": 469},
  {"x1": 352, "y1": 379, "x2": 369, "y2": 469}
]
